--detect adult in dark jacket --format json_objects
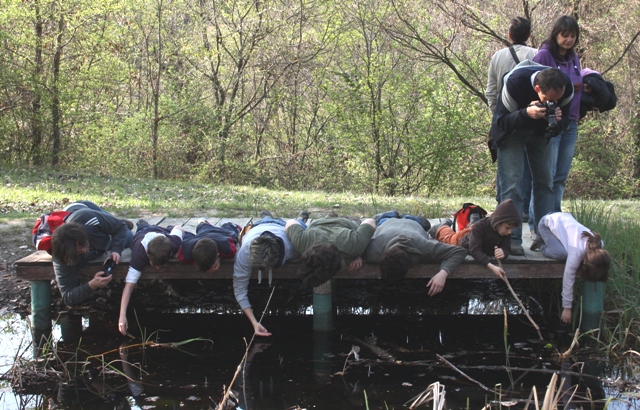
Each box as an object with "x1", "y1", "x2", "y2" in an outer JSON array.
[
  {"x1": 363, "y1": 217, "x2": 467, "y2": 296},
  {"x1": 51, "y1": 208, "x2": 133, "y2": 306},
  {"x1": 491, "y1": 62, "x2": 573, "y2": 253}
]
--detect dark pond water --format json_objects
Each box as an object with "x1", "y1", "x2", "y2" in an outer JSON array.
[{"x1": 1, "y1": 279, "x2": 639, "y2": 410}]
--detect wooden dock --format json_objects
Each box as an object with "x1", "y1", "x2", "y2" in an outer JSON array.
[{"x1": 15, "y1": 216, "x2": 565, "y2": 282}]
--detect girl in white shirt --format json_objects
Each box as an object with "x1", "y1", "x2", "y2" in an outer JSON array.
[{"x1": 538, "y1": 212, "x2": 610, "y2": 324}]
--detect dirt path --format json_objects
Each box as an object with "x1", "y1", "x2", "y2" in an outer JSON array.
[{"x1": 0, "y1": 219, "x2": 38, "y2": 315}]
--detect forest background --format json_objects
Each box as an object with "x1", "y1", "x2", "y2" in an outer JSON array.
[{"x1": 1, "y1": 0, "x2": 639, "y2": 198}]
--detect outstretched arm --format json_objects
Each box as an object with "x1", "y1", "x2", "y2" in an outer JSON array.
[
  {"x1": 119, "y1": 282, "x2": 135, "y2": 336},
  {"x1": 426, "y1": 269, "x2": 448, "y2": 296},
  {"x1": 243, "y1": 307, "x2": 272, "y2": 337}
]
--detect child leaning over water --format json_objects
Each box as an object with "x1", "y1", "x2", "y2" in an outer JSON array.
[
  {"x1": 429, "y1": 199, "x2": 521, "y2": 280},
  {"x1": 535, "y1": 212, "x2": 610, "y2": 324}
]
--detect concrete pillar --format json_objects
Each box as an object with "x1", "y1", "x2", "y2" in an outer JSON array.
[
  {"x1": 30, "y1": 281, "x2": 52, "y2": 356},
  {"x1": 312, "y1": 279, "x2": 333, "y2": 332},
  {"x1": 581, "y1": 281, "x2": 604, "y2": 331}
]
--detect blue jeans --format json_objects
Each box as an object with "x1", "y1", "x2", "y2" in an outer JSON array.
[
  {"x1": 253, "y1": 217, "x2": 307, "y2": 229},
  {"x1": 497, "y1": 129, "x2": 554, "y2": 243},
  {"x1": 527, "y1": 120, "x2": 578, "y2": 230},
  {"x1": 550, "y1": 120, "x2": 578, "y2": 212},
  {"x1": 538, "y1": 214, "x2": 568, "y2": 260},
  {"x1": 377, "y1": 211, "x2": 431, "y2": 231}
]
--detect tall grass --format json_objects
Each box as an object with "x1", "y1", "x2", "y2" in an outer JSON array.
[{"x1": 570, "y1": 202, "x2": 640, "y2": 354}]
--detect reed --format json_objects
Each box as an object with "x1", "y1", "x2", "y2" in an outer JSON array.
[{"x1": 570, "y1": 202, "x2": 640, "y2": 353}]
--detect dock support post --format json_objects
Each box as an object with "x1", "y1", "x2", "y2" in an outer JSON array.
[
  {"x1": 30, "y1": 281, "x2": 52, "y2": 356},
  {"x1": 581, "y1": 281, "x2": 604, "y2": 331},
  {"x1": 312, "y1": 279, "x2": 333, "y2": 332}
]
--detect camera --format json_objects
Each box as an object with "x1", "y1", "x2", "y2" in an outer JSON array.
[
  {"x1": 536, "y1": 101, "x2": 558, "y2": 130},
  {"x1": 103, "y1": 258, "x2": 116, "y2": 276}
]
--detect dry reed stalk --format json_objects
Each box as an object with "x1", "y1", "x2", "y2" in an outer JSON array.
[
  {"x1": 436, "y1": 354, "x2": 495, "y2": 394},
  {"x1": 217, "y1": 286, "x2": 277, "y2": 410},
  {"x1": 497, "y1": 259, "x2": 544, "y2": 340},
  {"x1": 557, "y1": 328, "x2": 580, "y2": 360}
]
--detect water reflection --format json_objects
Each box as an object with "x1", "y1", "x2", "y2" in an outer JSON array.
[{"x1": 0, "y1": 279, "x2": 638, "y2": 409}]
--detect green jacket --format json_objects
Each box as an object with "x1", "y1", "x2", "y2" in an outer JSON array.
[{"x1": 286, "y1": 218, "x2": 375, "y2": 263}]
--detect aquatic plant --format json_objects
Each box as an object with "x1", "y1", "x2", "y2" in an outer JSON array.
[{"x1": 570, "y1": 202, "x2": 640, "y2": 354}]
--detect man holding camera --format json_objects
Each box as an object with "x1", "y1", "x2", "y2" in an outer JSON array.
[{"x1": 491, "y1": 63, "x2": 573, "y2": 254}]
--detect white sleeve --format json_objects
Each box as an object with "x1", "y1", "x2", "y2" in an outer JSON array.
[
  {"x1": 169, "y1": 227, "x2": 184, "y2": 239},
  {"x1": 125, "y1": 266, "x2": 142, "y2": 284}
]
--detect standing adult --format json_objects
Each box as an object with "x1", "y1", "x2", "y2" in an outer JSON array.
[
  {"x1": 486, "y1": 17, "x2": 538, "y2": 211},
  {"x1": 486, "y1": 17, "x2": 537, "y2": 113},
  {"x1": 532, "y1": 15, "x2": 582, "y2": 217},
  {"x1": 491, "y1": 64, "x2": 573, "y2": 254}
]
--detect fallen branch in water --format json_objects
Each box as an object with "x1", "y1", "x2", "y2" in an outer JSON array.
[
  {"x1": 436, "y1": 354, "x2": 495, "y2": 394},
  {"x1": 348, "y1": 359, "x2": 603, "y2": 382},
  {"x1": 498, "y1": 259, "x2": 544, "y2": 340}
]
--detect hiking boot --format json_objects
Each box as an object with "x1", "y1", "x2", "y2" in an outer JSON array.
[
  {"x1": 259, "y1": 210, "x2": 274, "y2": 219},
  {"x1": 296, "y1": 210, "x2": 310, "y2": 224},
  {"x1": 428, "y1": 219, "x2": 452, "y2": 238},
  {"x1": 469, "y1": 213, "x2": 481, "y2": 226},
  {"x1": 413, "y1": 216, "x2": 431, "y2": 232},
  {"x1": 124, "y1": 219, "x2": 134, "y2": 230},
  {"x1": 530, "y1": 236, "x2": 544, "y2": 251},
  {"x1": 373, "y1": 210, "x2": 400, "y2": 223},
  {"x1": 136, "y1": 219, "x2": 150, "y2": 230},
  {"x1": 511, "y1": 242, "x2": 525, "y2": 256}
]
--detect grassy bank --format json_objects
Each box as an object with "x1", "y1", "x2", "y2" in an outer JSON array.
[{"x1": 2, "y1": 166, "x2": 639, "y2": 351}]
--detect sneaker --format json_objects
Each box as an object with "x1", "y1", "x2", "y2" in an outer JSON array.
[
  {"x1": 326, "y1": 210, "x2": 338, "y2": 218},
  {"x1": 296, "y1": 210, "x2": 310, "y2": 224},
  {"x1": 259, "y1": 210, "x2": 274, "y2": 219},
  {"x1": 530, "y1": 236, "x2": 544, "y2": 251},
  {"x1": 511, "y1": 242, "x2": 525, "y2": 256},
  {"x1": 136, "y1": 219, "x2": 149, "y2": 230},
  {"x1": 124, "y1": 219, "x2": 134, "y2": 230},
  {"x1": 428, "y1": 223, "x2": 441, "y2": 238},
  {"x1": 428, "y1": 219, "x2": 451, "y2": 238},
  {"x1": 198, "y1": 218, "x2": 209, "y2": 225}
]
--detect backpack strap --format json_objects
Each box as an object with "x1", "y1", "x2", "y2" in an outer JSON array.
[{"x1": 508, "y1": 46, "x2": 520, "y2": 64}]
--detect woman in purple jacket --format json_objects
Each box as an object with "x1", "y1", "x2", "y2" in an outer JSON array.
[{"x1": 532, "y1": 15, "x2": 582, "y2": 216}]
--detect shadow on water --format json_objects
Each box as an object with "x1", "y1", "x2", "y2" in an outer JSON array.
[{"x1": 1, "y1": 279, "x2": 639, "y2": 409}]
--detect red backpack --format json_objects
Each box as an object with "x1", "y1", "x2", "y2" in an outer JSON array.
[
  {"x1": 32, "y1": 211, "x2": 71, "y2": 253},
  {"x1": 452, "y1": 203, "x2": 487, "y2": 232}
]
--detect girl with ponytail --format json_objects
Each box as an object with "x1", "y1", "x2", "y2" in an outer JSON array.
[{"x1": 536, "y1": 212, "x2": 610, "y2": 324}]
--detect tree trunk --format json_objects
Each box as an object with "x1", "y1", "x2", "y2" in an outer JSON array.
[
  {"x1": 151, "y1": 0, "x2": 163, "y2": 178},
  {"x1": 31, "y1": 0, "x2": 43, "y2": 165},
  {"x1": 51, "y1": 15, "x2": 65, "y2": 166}
]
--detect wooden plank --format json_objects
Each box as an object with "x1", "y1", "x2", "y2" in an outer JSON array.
[
  {"x1": 219, "y1": 218, "x2": 251, "y2": 228},
  {"x1": 181, "y1": 217, "x2": 201, "y2": 234},
  {"x1": 15, "y1": 253, "x2": 564, "y2": 281},
  {"x1": 161, "y1": 217, "x2": 190, "y2": 227}
]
